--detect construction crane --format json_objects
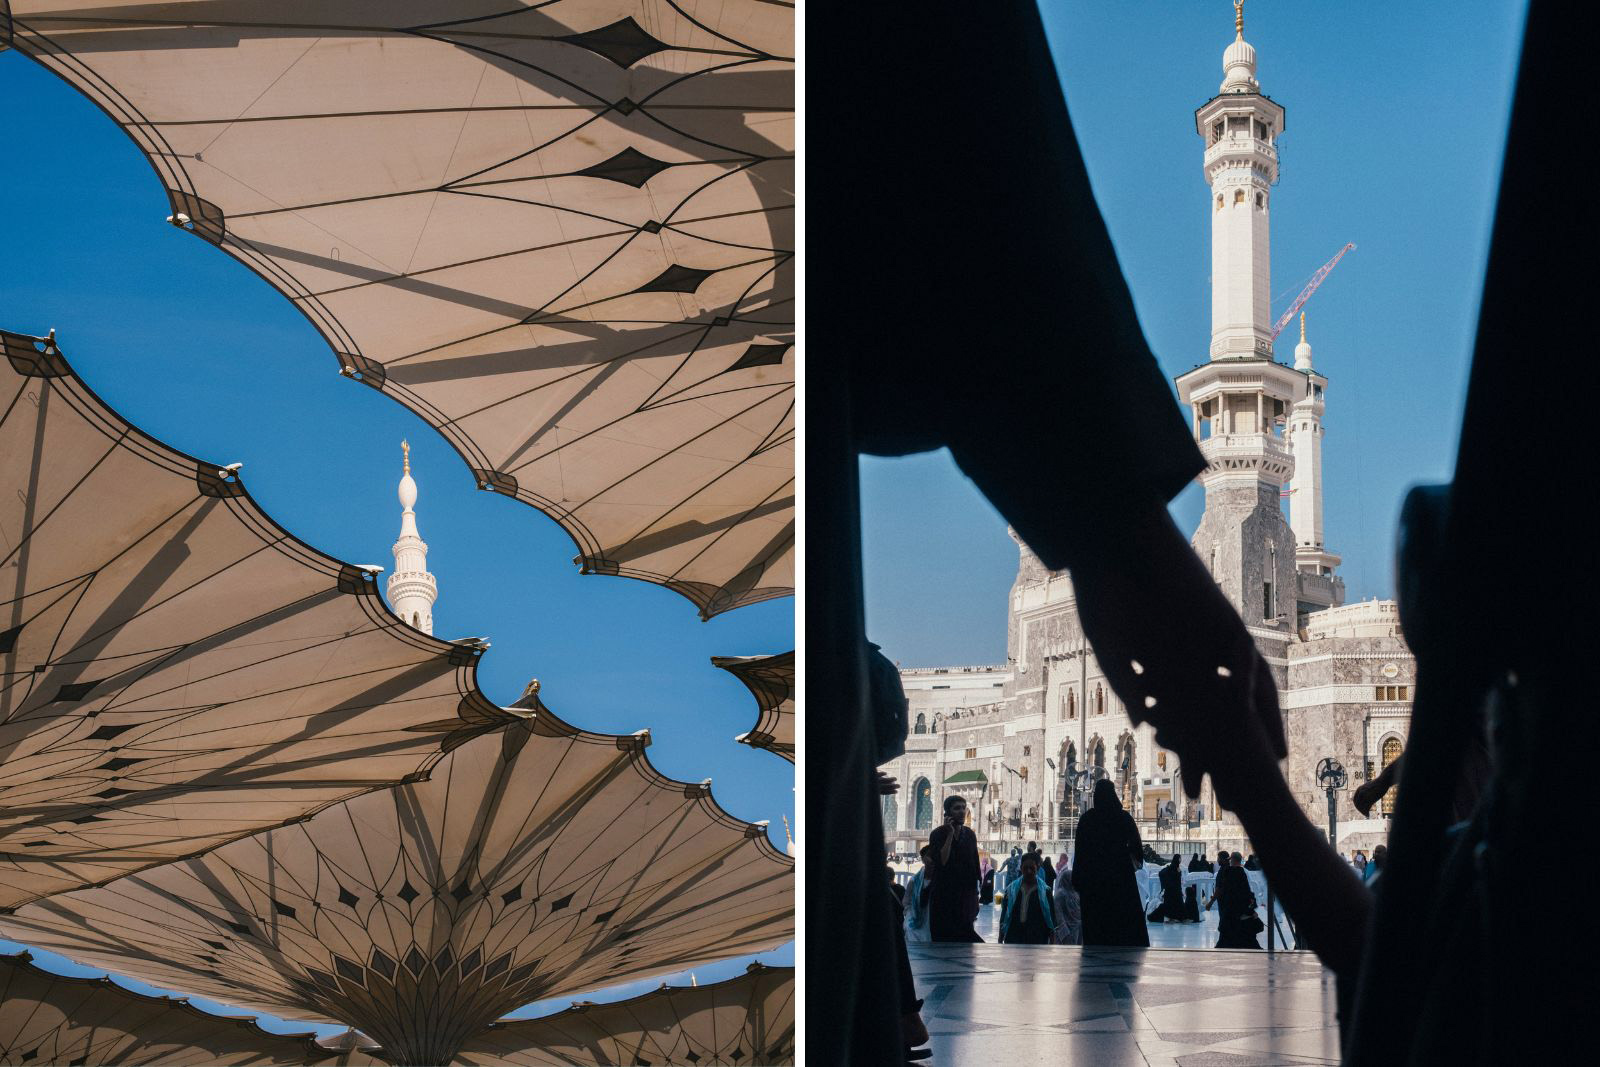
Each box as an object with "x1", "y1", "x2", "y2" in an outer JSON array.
[{"x1": 1269, "y1": 242, "x2": 1355, "y2": 343}]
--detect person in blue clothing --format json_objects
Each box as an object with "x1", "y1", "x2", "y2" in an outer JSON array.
[
  {"x1": 999, "y1": 852, "x2": 1056, "y2": 944},
  {"x1": 1363, "y1": 844, "x2": 1386, "y2": 885},
  {"x1": 905, "y1": 845, "x2": 935, "y2": 942},
  {"x1": 1001, "y1": 846, "x2": 1023, "y2": 887}
]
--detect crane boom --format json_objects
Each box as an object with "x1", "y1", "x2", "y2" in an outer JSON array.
[{"x1": 1270, "y1": 242, "x2": 1355, "y2": 343}]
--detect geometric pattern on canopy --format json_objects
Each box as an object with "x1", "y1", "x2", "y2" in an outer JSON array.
[
  {"x1": 6, "y1": 1, "x2": 795, "y2": 620},
  {"x1": 458, "y1": 962, "x2": 794, "y2": 1066},
  {"x1": 0, "y1": 949, "x2": 345, "y2": 1066},
  {"x1": 0, "y1": 682, "x2": 794, "y2": 1066},
  {"x1": 0, "y1": 329, "x2": 519, "y2": 910},
  {"x1": 712, "y1": 652, "x2": 794, "y2": 763}
]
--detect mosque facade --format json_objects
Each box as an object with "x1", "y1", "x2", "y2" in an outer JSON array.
[{"x1": 880, "y1": 10, "x2": 1412, "y2": 857}]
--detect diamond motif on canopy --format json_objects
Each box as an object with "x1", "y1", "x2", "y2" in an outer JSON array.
[
  {"x1": 0, "y1": 329, "x2": 520, "y2": 909},
  {"x1": 0, "y1": 684, "x2": 793, "y2": 1066},
  {"x1": 6, "y1": 0, "x2": 795, "y2": 619}
]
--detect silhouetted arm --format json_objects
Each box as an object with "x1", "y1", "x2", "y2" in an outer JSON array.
[
  {"x1": 1353, "y1": 752, "x2": 1403, "y2": 816},
  {"x1": 1065, "y1": 503, "x2": 1372, "y2": 977},
  {"x1": 1216, "y1": 769, "x2": 1371, "y2": 975}
]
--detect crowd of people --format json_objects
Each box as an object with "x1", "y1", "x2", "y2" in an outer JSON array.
[{"x1": 891, "y1": 779, "x2": 1279, "y2": 952}]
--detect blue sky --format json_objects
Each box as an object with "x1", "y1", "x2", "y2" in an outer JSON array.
[
  {"x1": 0, "y1": 43, "x2": 792, "y2": 1035},
  {"x1": 863, "y1": 2, "x2": 1528, "y2": 667}
]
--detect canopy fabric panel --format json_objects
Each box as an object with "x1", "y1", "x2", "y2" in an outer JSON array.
[
  {"x1": 0, "y1": 684, "x2": 794, "y2": 1066},
  {"x1": 6, "y1": 0, "x2": 795, "y2": 620},
  {"x1": 0, "y1": 949, "x2": 341, "y2": 1066},
  {"x1": 712, "y1": 652, "x2": 793, "y2": 763},
  {"x1": 0, "y1": 328, "x2": 520, "y2": 909},
  {"x1": 458, "y1": 962, "x2": 794, "y2": 1066}
]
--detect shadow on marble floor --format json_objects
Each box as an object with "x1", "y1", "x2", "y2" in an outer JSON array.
[{"x1": 909, "y1": 938, "x2": 1340, "y2": 1067}]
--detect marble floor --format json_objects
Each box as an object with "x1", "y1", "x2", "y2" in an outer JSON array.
[
  {"x1": 909, "y1": 927, "x2": 1340, "y2": 1066},
  {"x1": 973, "y1": 902, "x2": 1295, "y2": 950}
]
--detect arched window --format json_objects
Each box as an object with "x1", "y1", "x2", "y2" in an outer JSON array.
[
  {"x1": 1067, "y1": 690, "x2": 1076, "y2": 720},
  {"x1": 1234, "y1": 188, "x2": 1246, "y2": 206},
  {"x1": 913, "y1": 713, "x2": 926, "y2": 735},
  {"x1": 1215, "y1": 192, "x2": 1224, "y2": 212},
  {"x1": 913, "y1": 778, "x2": 933, "y2": 830},
  {"x1": 882, "y1": 793, "x2": 898, "y2": 832},
  {"x1": 1256, "y1": 191, "x2": 1265, "y2": 209},
  {"x1": 1095, "y1": 683, "x2": 1105, "y2": 716},
  {"x1": 1380, "y1": 736, "x2": 1403, "y2": 816},
  {"x1": 932, "y1": 713, "x2": 942, "y2": 733},
  {"x1": 412, "y1": 612, "x2": 419, "y2": 627},
  {"x1": 1092, "y1": 738, "x2": 1105, "y2": 773}
]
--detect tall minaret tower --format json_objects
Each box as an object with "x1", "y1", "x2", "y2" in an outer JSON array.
[
  {"x1": 1175, "y1": 2, "x2": 1300, "y2": 663},
  {"x1": 388, "y1": 441, "x2": 438, "y2": 634},
  {"x1": 1177, "y1": 3, "x2": 1343, "y2": 641},
  {"x1": 1202, "y1": 0, "x2": 1284, "y2": 361}
]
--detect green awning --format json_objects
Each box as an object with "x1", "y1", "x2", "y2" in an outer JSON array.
[{"x1": 943, "y1": 770, "x2": 988, "y2": 785}]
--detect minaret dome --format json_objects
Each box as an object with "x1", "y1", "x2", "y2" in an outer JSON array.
[
  {"x1": 1294, "y1": 312, "x2": 1314, "y2": 370},
  {"x1": 1222, "y1": 1, "x2": 1259, "y2": 92},
  {"x1": 398, "y1": 445, "x2": 418, "y2": 511}
]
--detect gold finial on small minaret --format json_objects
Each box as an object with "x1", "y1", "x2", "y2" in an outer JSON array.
[
  {"x1": 401, "y1": 439, "x2": 410, "y2": 476},
  {"x1": 1300, "y1": 312, "x2": 1306, "y2": 343},
  {"x1": 1234, "y1": 0, "x2": 1245, "y2": 35}
]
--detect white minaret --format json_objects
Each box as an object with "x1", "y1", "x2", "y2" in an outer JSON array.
[
  {"x1": 1175, "y1": 1, "x2": 1298, "y2": 642},
  {"x1": 1288, "y1": 314, "x2": 1341, "y2": 581},
  {"x1": 387, "y1": 441, "x2": 437, "y2": 634},
  {"x1": 1200, "y1": 0, "x2": 1284, "y2": 360}
]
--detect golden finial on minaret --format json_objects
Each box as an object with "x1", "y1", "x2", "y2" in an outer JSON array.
[
  {"x1": 1300, "y1": 311, "x2": 1307, "y2": 343},
  {"x1": 1234, "y1": 0, "x2": 1245, "y2": 36},
  {"x1": 401, "y1": 439, "x2": 410, "y2": 476}
]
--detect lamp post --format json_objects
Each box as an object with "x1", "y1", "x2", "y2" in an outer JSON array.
[
  {"x1": 1316, "y1": 757, "x2": 1347, "y2": 849},
  {"x1": 1000, "y1": 763, "x2": 1022, "y2": 850},
  {"x1": 1045, "y1": 757, "x2": 1058, "y2": 845}
]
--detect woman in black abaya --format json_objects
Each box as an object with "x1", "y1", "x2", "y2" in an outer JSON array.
[
  {"x1": 927, "y1": 795, "x2": 982, "y2": 942},
  {"x1": 1072, "y1": 779, "x2": 1150, "y2": 946},
  {"x1": 1147, "y1": 852, "x2": 1185, "y2": 922},
  {"x1": 1212, "y1": 852, "x2": 1263, "y2": 949}
]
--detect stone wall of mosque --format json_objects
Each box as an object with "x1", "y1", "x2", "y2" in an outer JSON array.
[{"x1": 1283, "y1": 631, "x2": 1415, "y2": 847}]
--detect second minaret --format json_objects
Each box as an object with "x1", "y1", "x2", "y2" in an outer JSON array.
[{"x1": 388, "y1": 440, "x2": 438, "y2": 634}]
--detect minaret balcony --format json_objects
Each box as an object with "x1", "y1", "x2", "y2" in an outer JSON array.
[
  {"x1": 1294, "y1": 568, "x2": 1345, "y2": 612},
  {"x1": 1198, "y1": 432, "x2": 1294, "y2": 484},
  {"x1": 387, "y1": 571, "x2": 437, "y2": 596},
  {"x1": 1204, "y1": 136, "x2": 1277, "y2": 175}
]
